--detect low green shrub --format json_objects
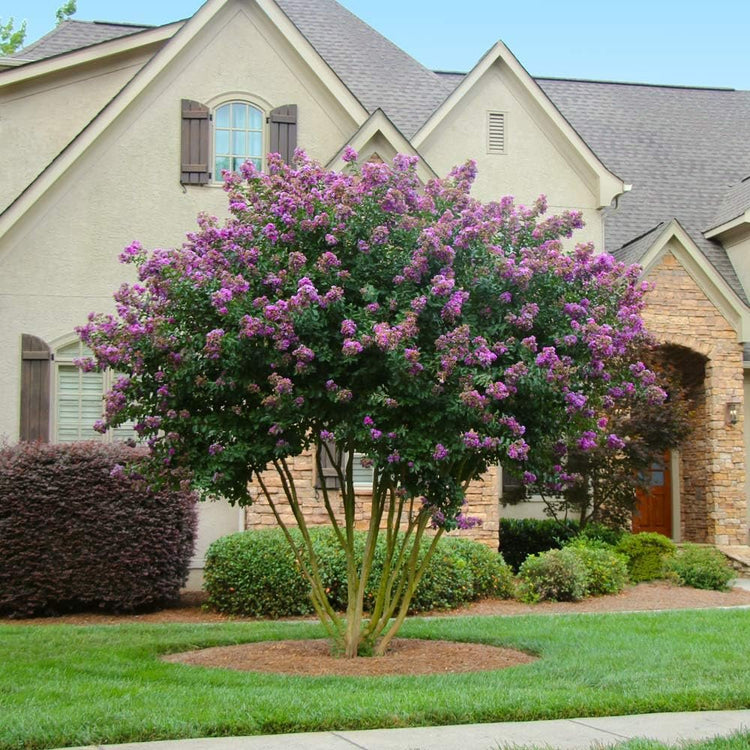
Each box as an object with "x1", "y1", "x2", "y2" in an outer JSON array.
[
  {"x1": 666, "y1": 543, "x2": 734, "y2": 591},
  {"x1": 204, "y1": 528, "x2": 506, "y2": 617},
  {"x1": 565, "y1": 538, "x2": 630, "y2": 595},
  {"x1": 616, "y1": 532, "x2": 676, "y2": 582},
  {"x1": 203, "y1": 529, "x2": 313, "y2": 617},
  {"x1": 499, "y1": 518, "x2": 580, "y2": 571},
  {"x1": 517, "y1": 547, "x2": 589, "y2": 602},
  {"x1": 577, "y1": 522, "x2": 626, "y2": 547},
  {"x1": 442, "y1": 537, "x2": 515, "y2": 599}
]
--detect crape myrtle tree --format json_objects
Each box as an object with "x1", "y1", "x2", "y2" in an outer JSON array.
[
  {"x1": 513, "y1": 352, "x2": 692, "y2": 529},
  {"x1": 79, "y1": 149, "x2": 661, "y2": 657}
]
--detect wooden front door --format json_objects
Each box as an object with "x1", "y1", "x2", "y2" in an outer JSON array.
[{"x1": 633, "y1": 454, "x2": 672, "y2": 536}]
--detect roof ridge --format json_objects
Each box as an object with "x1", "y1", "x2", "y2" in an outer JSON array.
[{"x1": 536, "y1": 75, "x2": 737, "y2": 92}]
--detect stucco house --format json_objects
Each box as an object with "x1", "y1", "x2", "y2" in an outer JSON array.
[{"x1": 1, "y1": 0, "x2": 748, "y2": 583}]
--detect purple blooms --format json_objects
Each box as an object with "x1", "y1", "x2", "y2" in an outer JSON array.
[
  {"x1": 340, "y1": 319, "x2": 357, "y2": 336},
  {"x1": 433, "y1": 444, "x2": 449, "y2": 461},
  {"x1": 578, "y1": 431, "x2": 598, "y2": 451}
]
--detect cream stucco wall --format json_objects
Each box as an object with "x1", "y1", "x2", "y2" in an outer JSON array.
[
  {"x1": 419, "y1": 59, "x2": 605, "y2": 250},
  {"x1": 0, "y1": 0, "x2": 360, "y2": 443},
  {"x1": 0, "y1": 52, "x2": 155, "y2": 213}
]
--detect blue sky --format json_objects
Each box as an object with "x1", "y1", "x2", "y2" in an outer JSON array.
[{"x1": 7, "y1": 0, "x2": 750, "y2": 89}]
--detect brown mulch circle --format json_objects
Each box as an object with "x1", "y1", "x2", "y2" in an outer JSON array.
[
  {"x1": 162, "y1": 637, "x2": 537, "y2": 676},
  {"x1": 5, "y1": 582, "x2": 750, "y2": 677}
]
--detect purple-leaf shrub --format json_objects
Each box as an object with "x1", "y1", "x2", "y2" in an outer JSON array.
[
  {"x1": 78, "y1": 151, "x2": 657, "y2": 527},
  {"x1": 0, "y1": 442, "x2": 197, "y2": 617}
]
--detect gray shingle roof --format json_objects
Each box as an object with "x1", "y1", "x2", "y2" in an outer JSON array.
[
  {"x1": 537, "y1": 78, "x2": 750, "y2": 302},
  {"x1": 11, "y1": 20, "x2": 153, "y2": 61},
  {"x1": 7, "y1": 4, "x2": 750, "y2": 306},
  {"x1": 276, "y1": 0, "x2": 455, "y2": 136},
  {"x1": 710, "y1": 177, "x2": 750, "y2": 230}
]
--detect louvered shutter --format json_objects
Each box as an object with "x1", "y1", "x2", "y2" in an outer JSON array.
[
  {"x1": 19, "y1": 334, "x2": 52, "y2": 442},
  {"x1": 181, "y1": 99, "x2": 211, "y2": 184},
  {"x1": 56, "y1": 366, "x2": 105, "y2": 442},
  {"x1": 315, "y1": 439, "x2": 341, "y2": 490},
  {"x1": 268, "y1": 104, "x2": 298, "y2": 164}
]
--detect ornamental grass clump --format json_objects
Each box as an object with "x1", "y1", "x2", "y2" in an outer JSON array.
[{"x1": 79, "y1": 149, "x2": 659, "y2": 656}]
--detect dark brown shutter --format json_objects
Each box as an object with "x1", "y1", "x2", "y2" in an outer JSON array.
[
  {"x1": 20, "y1": 334, "x2": 52, "y2": 442},
  {"x1": 315, "y1": 439, "x2": 340, "y2": 490},
  {"x1": 181, "y1": 99, "x2": 211, "y2": 184},
  {"x1": 268, "y1": 104, "x2": 298, "y2": 164}
]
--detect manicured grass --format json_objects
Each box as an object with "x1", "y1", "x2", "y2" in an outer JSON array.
[
  {"x1": 0, "y1": 609, "x2": 748, "y2": 749},
  {"x1": 604, "y1": 732, "x2": 750, "y2": 749}
]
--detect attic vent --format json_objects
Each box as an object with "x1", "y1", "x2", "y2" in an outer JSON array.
[{"x1": 487, "y1": 111, "x2": 505, "y2": 154}]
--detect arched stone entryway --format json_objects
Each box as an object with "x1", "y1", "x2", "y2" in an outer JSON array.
[{"x1": 642, "y1": 250, "x2": 747, "y2": 545}]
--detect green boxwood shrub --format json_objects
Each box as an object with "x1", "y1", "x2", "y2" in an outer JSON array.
[
  {"x1": 516, "y1": 547, "x2": 589, "y2": 602},
  {"x1": 666, "y1": 543, "x2": 734, "y2": 591},
  {"x1": 203, "y1": 529, "x2": 313, "y2": 617},
  {"x1": 565, "y1": 538, "x2": 629, "y2": 595},
  {"x1": 576, "y1": 522, "x2": 626, "y2": 547},
  {"x1": 442, "y1": 537, "x2": 515, "y2": 599},
  {"x1": 204, "y1": 528, "x2": 510, "y2": 617},
  {"x1": 499, "y1": 518, "x2": 580, "y2": 571},
  {"x1": 616, "y1": 532, "x2": 676, "y2": 582}
]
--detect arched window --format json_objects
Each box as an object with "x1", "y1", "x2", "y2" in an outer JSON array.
[
  {"x1": 213, "y1": 101, "x2": 263, "y2": 177},
  {"x1": 54, "y1": 340, "x2": 135, "y2": 443}
]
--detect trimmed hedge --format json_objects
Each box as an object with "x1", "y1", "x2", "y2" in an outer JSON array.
[
  {"x1": 0, "y1": 441, "x2": 197, "y2": 617},
  {"x1": 499, "y1": 518, "x2": 580, "y2": 571},
  {"x1": 616, "y1": 532, "x2": 676, "y2": 582},
  {"x1": 204, "y1": 528, "x2": 514, "y2": 617}
]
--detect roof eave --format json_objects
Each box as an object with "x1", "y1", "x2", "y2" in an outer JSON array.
[
  {"x1": 704, "y1": 209, "x2": 750, "y2": 239},
  {"x1": 0, "y1": 22, "x2": 181, "y2": 87},
  {"x1": 640, "y1": 219, "x2": 750, "y2": 342}
]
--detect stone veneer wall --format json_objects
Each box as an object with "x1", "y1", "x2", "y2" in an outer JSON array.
[
  {"x1": 244, "y1": 453, "x2": 500, "y2": 548},
  {"x1": 642, "y1": 249, "x2": 747, "y2": 544}
]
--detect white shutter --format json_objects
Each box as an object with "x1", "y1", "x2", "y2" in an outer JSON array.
[{"x1": 57, "y1": 366, "x2": 104, "y2": 442}]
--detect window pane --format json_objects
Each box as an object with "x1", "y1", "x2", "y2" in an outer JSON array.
[
  {"x1": 232, "y1": 156, "x2": 248, "y2": 172},
  {"x1": 215, "y1": 105, "x2": 230, "y2": 128},
  {"x1": 232, "y1": 130, "x2": 246, "y2": 155},
  {"x1": 215, "y1": 156, "x2": 230, "y2": 175},
  {"x1": 215, "y1": 130, "x2": 229, "y2": 155},
  {"x1": 231, "y1": 103, "x2": 246, "y2": 128},
  {"x1": 249, "y1": 131, "x2": 262, "y2": 158},
  {"x1": 248, "y1": 106, "x2": 263, "y2": 130},
  {"x1": 352, "y1": 453, "x2": 374, "y2": 487}
]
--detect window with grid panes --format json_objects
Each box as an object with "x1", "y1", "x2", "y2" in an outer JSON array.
[{"x1": 213, "y1": 101, "x2": 263, "y2": 177}]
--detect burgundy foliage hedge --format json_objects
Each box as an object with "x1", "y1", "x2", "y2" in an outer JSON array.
[{"x1": 0, "y1": 441, "x2": 197, "y2": 616}]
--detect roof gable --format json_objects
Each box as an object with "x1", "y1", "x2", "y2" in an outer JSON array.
[
  {"x1": 327, "y1": 109, "x2": 438, "y2": 183},
  {"x1": 639, "y1": 219, "x2": 750, "y2": 340},
  {"x1": 0, "y1": 0, "x2": 371, "y2": 240},
  {"x1": 413, "y1": 42, "x2": 624, "y2": 209}
]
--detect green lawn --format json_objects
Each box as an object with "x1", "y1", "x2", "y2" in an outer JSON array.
[{"x1": 0, "y1": 608, "x2": 748, "y2": 750}]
